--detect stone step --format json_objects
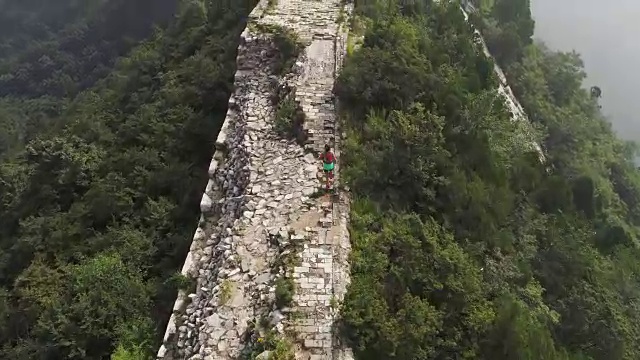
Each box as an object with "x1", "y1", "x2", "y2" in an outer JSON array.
[{"x1": 319, "y1": 217, "x2": 332, "y2": 228}]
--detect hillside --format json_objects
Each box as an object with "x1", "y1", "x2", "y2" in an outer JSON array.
[
  {"x1": 0, "y1": 0, "x2": 639, "y2": 359},
  {"x1": 338, "y1": 0, "x2": 640, "y2": 359},
  {"x1": 0, "y1": 0, "x2": 256, "y2": 359}
]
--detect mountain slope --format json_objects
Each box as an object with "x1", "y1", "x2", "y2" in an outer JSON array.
[
  {"x1": 339, "y1": 1, "x2": 640, "y2": 359},
  {"x1": 0, "y1": 0, "x2": 256, "y2": 358}
]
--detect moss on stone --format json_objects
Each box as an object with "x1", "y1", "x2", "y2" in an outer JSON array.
[{"x1": 219, "y1": 279, "x2": 233, "y2": 305}]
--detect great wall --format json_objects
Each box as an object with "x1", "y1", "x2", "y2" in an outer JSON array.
[
  {"x1": 156, "y1": 0, "x2": 536, "y2": 359},
  {"x1": 156, "y1": 0, "x2": 354, "y2": 358}
]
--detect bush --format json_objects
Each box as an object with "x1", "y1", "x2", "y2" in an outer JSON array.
[
  {"x1": 166, "y1": 272, "x2": 196, "y2": 292},
  {"x1": 253, "y1": 23, "x2": 305, "y2": 76},
  {"x1": 274, "y1": 277, "x2": 295, "y2": 309},
  {"x1": 268, "y1": 337, "x2": 295, "y2": 360},
  {"x1": 274, "y1": 94, "x2": 306, "y2": 144}
]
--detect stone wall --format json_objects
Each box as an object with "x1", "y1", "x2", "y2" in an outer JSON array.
[
  {"x1": 459, "y1": 6, "x2": 527, "y2": 122},
  {"x1": 459, "y1": 3, "x2": 545, "y2": 161},
  {"x1": 156, "y1": 0, "x2": 354, "y2": 359}
]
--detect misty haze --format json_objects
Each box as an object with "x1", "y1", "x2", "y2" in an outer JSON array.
[{"x1": 532, "y1": 0, "x2": 640, "y2": 141}]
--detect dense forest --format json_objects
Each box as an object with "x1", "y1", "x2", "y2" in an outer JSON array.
[
  {"x1": 0, "y1": 0, "x2": 256, "y2": 358},
  {"x1": 338, "y1": 0, "x2": 640, "y2": 359}
]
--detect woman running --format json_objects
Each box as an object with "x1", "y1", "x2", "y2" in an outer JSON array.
[{"x1": 319, "y1": 144, "x2": 336, "y2": 190}]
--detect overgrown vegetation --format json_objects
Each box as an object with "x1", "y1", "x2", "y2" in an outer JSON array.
[
  {"x1": 272, "y1": 30, "x2": 305, "y2": 77},
  {"x1": 244, "y1": 328, "x2": 295, "y2": 360},
  {"x1": 242, "y1": 231, "x2": 300, "y2": 360},
  {"x1": 272, "y1": 231, "x2": 301, "y2": 309},
  {"x1": 250, "y1": 21, "x2": 307, "y2": 143},
  {"x1": 274, "y1": 277, "x2": 295, "y2": 308},
  {"x1": 219, "y1": 279, "x2": 234, "y2": 305},
  {"x1": 0, "y1": 0, "x2": 257, "y2": 358},
  {"x1": 274, "y1": 96, "x2": 298, "y2": 134},
  {"x1": 273, "y1": 88, "x2": 307, "y2": 144},
  {"x1": 267, "y1": 337, "x2": 296, "y2": 360},
  {"x1": 338, "y1": 0, "x2": 640, "y2": 359},
  {"x1": 167, "y1": 272, "x2": 197, "y2": 292},
  {"x1": 251, "y1": 23, "x2": 305, "y2": 76}
]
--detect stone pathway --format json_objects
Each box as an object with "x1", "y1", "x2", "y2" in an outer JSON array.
[
  {"x1": 157, "y1": 0, "x2": 354, "y2": 359},
  {"x1": 289, "y1": 197, "x2": 352, "y2": 360},
  {"x1": 296, "y1": 39, "x2": 337, "y2": 155},
  {"x1": 256, "y1": 1, "x2": 353, "y2": 357},
  {"x1": 258, "y1": 0, "x2": 345, "y2": 154}
]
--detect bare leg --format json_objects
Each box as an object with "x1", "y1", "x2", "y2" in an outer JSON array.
[{"x1": 327, "y1": 171, "x2": 334, "y2": 190}]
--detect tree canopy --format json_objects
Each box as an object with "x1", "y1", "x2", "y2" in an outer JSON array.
[
  {"x1": 0, "y1": 0, "x2": 257, "y2": 358},
  {"x1": 339, "y1": 1, "x2": 640, "y2": 359}
]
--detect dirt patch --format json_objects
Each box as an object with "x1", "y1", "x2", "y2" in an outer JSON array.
[{"x1": 290, "y1": 206, "x2": 324, "y2": 232}]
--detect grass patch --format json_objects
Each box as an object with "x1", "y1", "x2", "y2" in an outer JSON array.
[
  {"x1": 219, "y1": 279, "x2": 233, "y2": 305},
  {"x1": 290, "y1": 310, "x2": 304, "y2": 322},
  {"x1": 274, "y1": 96, "x2": 298, "y2": 134},
  {"x1": 330, "y1": 294, "x2": 339, "y2": 310},
  {"x1": 246, "y1": 330, "x2": 295, "y2": 360},
  {"x1": 268, "y1": 337, "x2": 295, "y2": 360}
]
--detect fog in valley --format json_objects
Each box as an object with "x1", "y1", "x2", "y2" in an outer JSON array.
[{"x1": 532, "y1": 0, "x2": 640, "y2": 141}]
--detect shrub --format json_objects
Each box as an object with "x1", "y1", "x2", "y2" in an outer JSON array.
[{"x1": 274, "y1": 277, "x2": 295, "y2": 308}]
